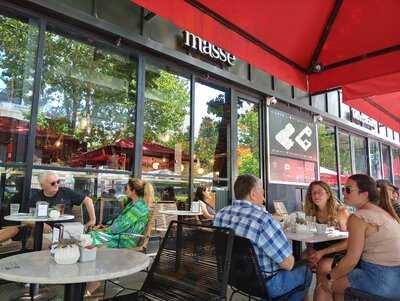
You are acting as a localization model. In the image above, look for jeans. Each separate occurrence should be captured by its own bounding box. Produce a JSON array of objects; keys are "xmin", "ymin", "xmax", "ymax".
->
[{"xmin": 267, "ymin": 265, "xmax": 312, "ymax": 301}]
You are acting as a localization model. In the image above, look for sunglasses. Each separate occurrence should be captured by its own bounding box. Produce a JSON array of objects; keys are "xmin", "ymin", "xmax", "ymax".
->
[
  {"xmin": 50, "ymin": 179, "xmax": 61, "ymax": 186},
  {"xmin": 342, "ymin": 187, "xmax": 358, "ymax": 194}
]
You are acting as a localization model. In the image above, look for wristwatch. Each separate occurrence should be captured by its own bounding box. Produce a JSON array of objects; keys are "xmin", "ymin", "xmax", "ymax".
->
[{"xmin": 326, "ymin": 273, "xmax": 332, "ymax": 281}]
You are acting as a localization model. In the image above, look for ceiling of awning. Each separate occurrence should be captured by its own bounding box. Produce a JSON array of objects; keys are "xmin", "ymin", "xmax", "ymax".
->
[{"xmin": 132, "ymin": 0, "xmax": 400, "ymax": 130}]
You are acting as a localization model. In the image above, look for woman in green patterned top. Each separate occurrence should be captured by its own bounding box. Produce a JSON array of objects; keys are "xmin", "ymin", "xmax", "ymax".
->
[{"xmin": 89, "ymin": 178, "xmax": 153, "ymax": 248}]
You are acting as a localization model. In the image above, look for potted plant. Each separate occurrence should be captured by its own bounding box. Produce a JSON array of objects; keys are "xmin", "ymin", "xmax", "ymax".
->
[{"xmin": 53, "ymin": 238, "xmax": 80, "ymax": 265}]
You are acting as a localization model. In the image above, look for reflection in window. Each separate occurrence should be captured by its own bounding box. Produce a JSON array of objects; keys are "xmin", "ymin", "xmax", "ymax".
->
[
  {"xmin": 339, "ymin": 132, "xmax": 352, "ymax": 183},
  {"xmin": 270, "ymin": 155, "xmax": 316, "ymax": 185},
  {"xmin": 143, "ymin": 65, "xmax": 190, "ymax": 202},
  {"xmin": 237, "ymin": 99, "xmax": 259, "ymax": 177},
  {"xmin": 38, "ymin": 32, "xmax": 136, "ymax": 170},
  {"xmin": 0, "ymin": 167, "xmax": 25, "ymax": 224},
  {"xmin": 393, "ymin": 149, "xmax": 400, "ymax": 188},
  {"xmin": 352, "ymin": 135, "xmax": 368, "ymax": 174},
  {"xmin": 0, "ymin": 16, "xmax": 39, "ymax": 162},
  {"xmin": 311, "ymin": 94, "xmax": 326, "ymax": 112},
  {"xmin": 327, "ymin": 91, "xmax": 339, "ymax": 117},
  {"xmin": 194, "ymin": 83, "xmax": 229, "ymax": 183},
  {"xmin": 382, "ymin": 145, "xmax": 391, "ymax": 180},
  {"xmin": 369, "ymin": 140, "xmax": 382, "ymax": 179},
  {"xmin": 318, "ymin": 124, "xmax": 338, "ymax": 189}
]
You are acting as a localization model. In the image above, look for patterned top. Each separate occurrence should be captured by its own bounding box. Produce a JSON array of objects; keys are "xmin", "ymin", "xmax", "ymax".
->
[
  {"xmin": 90, "ymin": 199, "xmax": 149, "ymax": 248},
  {"xmin": 213, "ymin": 200, "xmax": 291, "ymax": 277}
]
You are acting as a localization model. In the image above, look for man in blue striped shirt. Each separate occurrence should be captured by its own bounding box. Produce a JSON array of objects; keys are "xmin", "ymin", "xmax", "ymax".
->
[{"xmin": 214, "ymin": 174, "xmax": 312, "ymax": 301}]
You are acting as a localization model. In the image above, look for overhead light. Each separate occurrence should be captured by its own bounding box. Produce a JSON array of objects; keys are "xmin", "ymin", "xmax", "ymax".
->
[
  {"xmin": 197, "ymin": 167, "xmax": 204, "ymax": 175},
  {"xmin": 266, "ymin": 96, "xmax": 277, "ymax": 106},
  {"xmin": 152, "ymin": 162, "xmax": 160, "ymax": 170}
]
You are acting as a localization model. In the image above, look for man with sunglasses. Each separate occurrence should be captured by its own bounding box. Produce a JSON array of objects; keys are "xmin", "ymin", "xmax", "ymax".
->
[{"xmin": 29, "ymin": 171, "xmax": 96, "ymax": 230}]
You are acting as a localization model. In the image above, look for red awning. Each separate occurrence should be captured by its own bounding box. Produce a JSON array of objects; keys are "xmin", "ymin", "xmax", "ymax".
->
[{"xmin": 133, "ymin": 0, "xmax": 400, "ymax": 130}]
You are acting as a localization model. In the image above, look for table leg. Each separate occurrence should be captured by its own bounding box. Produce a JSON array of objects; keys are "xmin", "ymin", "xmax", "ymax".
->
[
  {"xmin": 292, "ymin": 241, "xmax": 302, "ymax": 261},
  {"xmin": 64, "ymin": 283, "xmax": 86, "ymax": 301}
]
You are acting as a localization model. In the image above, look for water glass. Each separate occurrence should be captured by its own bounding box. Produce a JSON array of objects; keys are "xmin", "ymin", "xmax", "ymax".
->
[
  {"xmin": 29, "ymin": 207, "xmax": 36, "ymax": 216},
  {"xmin": 10, "ymin": 203, "xmax": 20, "ymax": 215}
]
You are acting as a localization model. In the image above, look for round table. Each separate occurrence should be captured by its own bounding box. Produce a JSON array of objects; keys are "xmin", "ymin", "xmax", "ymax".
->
[
  {"xmin": 5, "ymin": 214, "xmax": 74, "ymax": 300},
  {"xmin": 0, "ymin": 248, "xmax": 150, "ymax": 301}
]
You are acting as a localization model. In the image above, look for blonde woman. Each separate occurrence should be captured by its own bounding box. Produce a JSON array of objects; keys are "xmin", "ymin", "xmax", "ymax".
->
[{"xmin": 303, "ymin": 181, "xmax": 349, "ymax": 300}]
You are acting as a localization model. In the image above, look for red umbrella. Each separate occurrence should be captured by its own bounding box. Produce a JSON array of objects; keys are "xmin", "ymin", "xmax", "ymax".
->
[{"xmin": 132, "ymin": 0, "xmax": 400, "ymax": 129}]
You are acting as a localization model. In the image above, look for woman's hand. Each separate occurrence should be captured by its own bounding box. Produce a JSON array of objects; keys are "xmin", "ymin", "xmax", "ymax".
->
[{"xmin": 308, "ymin": 250, "xmax": 324, "ymax": 265}]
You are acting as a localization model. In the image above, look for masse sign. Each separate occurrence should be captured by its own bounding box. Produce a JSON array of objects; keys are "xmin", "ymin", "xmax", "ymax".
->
[{"xmin": 183, "ymin": 31, "xmax": 236, "ymax": 66}]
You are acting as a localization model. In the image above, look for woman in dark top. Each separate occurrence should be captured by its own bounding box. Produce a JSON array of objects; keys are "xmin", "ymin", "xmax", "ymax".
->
[{"xmin": 193, "ymin": 186, "xmax": 216, "ymax": 221}]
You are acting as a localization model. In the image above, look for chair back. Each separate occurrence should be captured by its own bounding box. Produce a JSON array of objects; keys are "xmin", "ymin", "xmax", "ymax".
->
[
  {"xmin": 228, "ymin": 236, "xmax": 269, "ymax": 299},
  {"xmin": 72, "ymin": 205, "xmax": 84, "ymax": 224},
  {"xmin": 141, "ymin": 221, "xmax": 234, "ymax": 301}
]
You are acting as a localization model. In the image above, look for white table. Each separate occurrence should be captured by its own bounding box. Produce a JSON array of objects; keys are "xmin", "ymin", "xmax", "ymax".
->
[
  {"xmin": 0, "ymin": 248, "xmax": 150, "ymax": 301},
  {"xmin": 5, "ymin": 214, "xmax": 75, "ymax": 300},
  {"xmin": 285, "ymin": 229, "xmax": 348, "ymax": 259},
  {"xmin": 159, "ymin": 210, "xmax": 202, "ymax": 222}
]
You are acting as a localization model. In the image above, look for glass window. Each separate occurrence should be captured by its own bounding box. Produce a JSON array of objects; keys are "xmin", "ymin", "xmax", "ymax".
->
[
  {"xmin": 393, "ymin": 148, "xmax": 400, "ymax": 188},
  {"xmin": 237, "ymin": 99, "xmax": 260, "ymax": 177},
  {"xmin": 311, "ymin": 94, "xmax": 326, "ymax": 112},
  {"xmin": 0, "ymin": 16, "xmax": 39, "ymax": 162},
  {"xmin": 318, "ymin": 124, "xmax": 338, "ymax": 190},
  {"xmin": 387, "ymin": 128, "xmax": 394, "ymax": 140},
  {"xmin": 143, "ymin": 65, "xmax": 190, "ymax": 203},
  {"xmin": 382, "ymin": 144, "xmax": 391, "ymax": 180},
  {"xmin": 327, "ymin": 91, "xmax": 339, "ymax": 117},
  {"xmin": 339, "ymin": 132, "xmax": 352, "ymax": 183},
  {"xmin": 351, "ymin": 135, "xmax": 368, "ymax": 174},
  {"xmin": 0, "ymin": 166, "xmax": 25, "ymax": 225},
  {"xmin": 37, "ymin": 31, "xmax": 136, "ymax": 170},
  {"xmin": 395, "ymin": 132, "xmax": 399, "ymax": 143},
  {"xmin": 270, "ymin": 155, "xmax": 316, "ymax": 185},
  {"xmin": 194, "ymin": 82, "xmax": 229, "ymax": 202},
  {"xmin": 369, "ymin": 140, "xmax": 382, "ymax": 179}
]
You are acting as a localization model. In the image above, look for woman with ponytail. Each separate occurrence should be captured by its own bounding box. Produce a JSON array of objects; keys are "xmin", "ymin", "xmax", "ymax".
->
[
  {"xmin": 89, "ymin": 178, "xmax": 153, "ymax": 248},
  {"xmin": 317, "ymin": 174, "xmax": 400, "ymax": 300}
]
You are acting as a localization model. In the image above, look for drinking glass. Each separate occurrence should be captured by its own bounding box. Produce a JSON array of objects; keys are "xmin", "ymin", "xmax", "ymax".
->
[
  {"xmin": 29, "ymin": 207, "xmax": 36, "ymax": 216},
  {"xmin": 10, "ymin": 203, "xmax": 20, "ymax": 215}
]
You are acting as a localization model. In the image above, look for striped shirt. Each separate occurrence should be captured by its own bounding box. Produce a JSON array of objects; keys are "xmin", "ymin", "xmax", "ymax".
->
[{"xmin": 214, "ymin": 200, "xmax": 291, "ymax": 276}]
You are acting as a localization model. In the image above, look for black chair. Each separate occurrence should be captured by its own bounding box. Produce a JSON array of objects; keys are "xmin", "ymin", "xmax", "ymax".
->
[
  {"xmin": 344, "ymin": 288, "xmax": 400, "ymax": 301},
  {"xmin": 104, "ymin": 221, "xmax": 234, "ymax": 301},
  {"xmin": 228, "ymin": 236, "xmax": 306, "ymax": 301}
]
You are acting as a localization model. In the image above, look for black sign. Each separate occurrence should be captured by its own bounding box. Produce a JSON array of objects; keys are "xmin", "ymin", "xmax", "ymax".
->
[{"xmin": 269, "ymin": 108, "xmax": 317, "ymax": 161}]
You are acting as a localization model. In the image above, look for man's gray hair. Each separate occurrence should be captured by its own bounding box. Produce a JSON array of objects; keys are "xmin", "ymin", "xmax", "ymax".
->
[{"xmin": 38, "ymin": 171, "xmax": 57, "ymax": 185}]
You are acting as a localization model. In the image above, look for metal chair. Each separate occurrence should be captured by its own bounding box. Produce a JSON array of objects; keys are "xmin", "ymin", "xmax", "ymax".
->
[
  {"xmin": 104, "ymin": 221, "xmax": 235, "ymax": 301},
  {"xmin": 228, "ymin": 236, "xmax": 306, "ymax": 301},
  {"xmin": 344, "ymin": 287, "xmax": 400, "ymax": 301}
]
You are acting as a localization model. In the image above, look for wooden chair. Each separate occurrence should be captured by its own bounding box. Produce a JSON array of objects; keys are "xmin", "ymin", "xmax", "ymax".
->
[{"xmin": 273, "ymin": 201, "xmax": 288, "ymax": 216}]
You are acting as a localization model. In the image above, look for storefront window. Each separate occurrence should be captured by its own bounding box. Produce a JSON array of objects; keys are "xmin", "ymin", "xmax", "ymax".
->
[
  {"xmin": 237, "ymin": 99, "xmax": 260, "ymax": 177},
  {"xmin": 143, "ymin": 65, "xmax": 190, "ymax": 202},
  {"xmin": 382, "ymin": 144, "xmax": 391, "ymax": 180},
  {"xmin": 369, "ymin": 140, "xmax": 382, "ymax": 179},
  {"xmin": 38, "ymin": 31, "xmax": 136, "ymax": 170},
  {"xmin": 270, "ymin": 155, "xmax": 316, "ymax": 185},
  {"xmin": 318, "ymin": 124, "xmax": 338, "ymax": 189},
  {"xmin": 351, "ymin": 135, "xmax": 368, "ymax": 174},
  {"xmin": 0, "ymin": 167, "xmax": 25, "ymax": 225},
  {"xmin": 311, "ymin": 94, "xmax": 326, "ymax": 112},
  {"xmin": 393, "ymin": 148, "xmax": 400, "ymax": 188},
  {"xmin": 194, "ymin": 82, "xmax": 229, "ymax": 204},
  {"xmin": 0, "ymin": 15, "xmax": 39, "ymax": 162},
  {"xmin": 339, "ymin": 132, "xmax": 352, "ymax": 183}
]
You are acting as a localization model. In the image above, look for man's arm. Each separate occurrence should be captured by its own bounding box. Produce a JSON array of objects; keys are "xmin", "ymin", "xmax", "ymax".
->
[
  {"xmin": 82, "ymin": 196, "xmax": 96, "ymax": 229},
  {"xmin": 279, "ymin": 255, "xmax": 294, "ymax": 271}
]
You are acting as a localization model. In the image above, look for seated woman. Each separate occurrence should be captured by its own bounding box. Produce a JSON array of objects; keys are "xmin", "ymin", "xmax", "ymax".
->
[
  {"xmin": 193, "ymin": 186, "xmax": 216, "ymax": 223},
  {"xmin": 318, "ymin": 174, "xmax": 400, "ymax": 301},
  {"xmin": 303, "ymin": 181, "xmax": 349, "ymax": 292},
  {"xmin": 89, "ymin": 178, "xmax": 154, "ymax": 248},
  {"xmin": 377, "ymin": 179, "xmax": 400, "ymax": 218}
]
